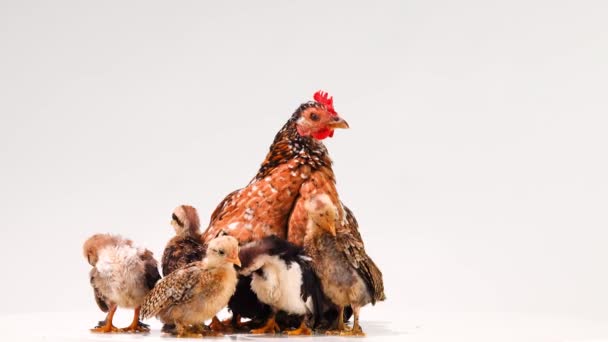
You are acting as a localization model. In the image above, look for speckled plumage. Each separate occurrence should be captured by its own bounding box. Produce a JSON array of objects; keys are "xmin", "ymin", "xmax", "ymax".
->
[
  {"xmin": 140, "ymin": 236, "xmax": 241, "ymax": 337},
  {"xmin": 201, "ymin": 97, "xmax": 346, "ymax": 246}
]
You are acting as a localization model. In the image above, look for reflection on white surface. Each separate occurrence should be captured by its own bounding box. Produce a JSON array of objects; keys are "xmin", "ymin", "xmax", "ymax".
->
[{"xmin": 1, "ymin": 311, "xmax": 607, "ymax": 342}]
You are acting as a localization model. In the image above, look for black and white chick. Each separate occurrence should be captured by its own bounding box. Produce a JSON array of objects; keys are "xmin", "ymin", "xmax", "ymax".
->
[
  {"xmin": 237, "ymin": 235, "xmax": 323, "ymax": 335},
  {"xmin": 225, "ymin": 275, "xmax": 272, "ymax": 331}
]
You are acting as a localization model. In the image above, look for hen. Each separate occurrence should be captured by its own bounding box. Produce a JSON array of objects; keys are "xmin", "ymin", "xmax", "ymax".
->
[
  {"xmin": 201, "ymin": 90, "xmax": 349, "ymax": 247},
  {"xmin": 201, "ymin": 91, "xmax": 383, "ymax": 329}
]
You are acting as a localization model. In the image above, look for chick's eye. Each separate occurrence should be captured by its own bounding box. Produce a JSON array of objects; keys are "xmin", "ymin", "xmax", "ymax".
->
[
  {"xmin": 218, "ymin": 249, "xmax": 225, "ymax": 256},
  {"xmin": 310, "ymin": 113, "xmax": 319, "ymax": 121}
]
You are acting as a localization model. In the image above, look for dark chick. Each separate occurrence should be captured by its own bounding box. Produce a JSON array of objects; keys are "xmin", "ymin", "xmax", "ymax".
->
[
  {"xmin": 226, "ymin": 275, "xmax": 272, "ymax": 331},
  {"xmin": 162, "ymin": 205, "xmax": 205, "ymax": 277},
  {"xmin": 237, "ymin": 235, "xmax": 324, "ymax": 335}
]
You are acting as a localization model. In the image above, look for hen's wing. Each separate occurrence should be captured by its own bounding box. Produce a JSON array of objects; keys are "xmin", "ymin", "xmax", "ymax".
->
[
  {"xmin": 201, "ymin": 189, "xmax": 241, "ymax": 243},
  {"xmin": 209, "ymin": 189, "xmax": 241, "ymax": 224},
  {"xmin": 89, "ymin": 268, "xmax": 109, "ymax": 312},
  {"xmin": 140, "ymin": 263, "xmax": 204, "ymax": 319},
  {"xmin": 288, "ymin": 168, "xmax": 385, "ymax": 303}
]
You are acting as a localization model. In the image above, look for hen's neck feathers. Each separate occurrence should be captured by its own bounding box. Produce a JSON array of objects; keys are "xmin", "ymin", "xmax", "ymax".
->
[{"xmin": 255, "ymin": 112, "xmax": 332, "ymax": 180}]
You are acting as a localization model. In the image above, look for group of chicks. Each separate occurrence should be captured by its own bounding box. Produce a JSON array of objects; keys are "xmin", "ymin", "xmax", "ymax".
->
[
  {"xmin": 83, "ymin": 199, "xmax": 378, "ymax": 338},
  {"xmin": 83, "ymin": 90, "xmax": 385, "ymax": 338}
]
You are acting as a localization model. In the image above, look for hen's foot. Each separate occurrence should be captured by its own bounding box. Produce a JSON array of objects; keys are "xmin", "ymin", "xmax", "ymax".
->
[{"xmin": 250, "ymin": 317, "xmax": 280, "ymax": 335}]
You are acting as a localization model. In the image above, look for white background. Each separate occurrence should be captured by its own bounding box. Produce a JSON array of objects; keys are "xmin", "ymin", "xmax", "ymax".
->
[{"xmin": 1, "ymin": 0, "xmax": 607, "ymax": 340}]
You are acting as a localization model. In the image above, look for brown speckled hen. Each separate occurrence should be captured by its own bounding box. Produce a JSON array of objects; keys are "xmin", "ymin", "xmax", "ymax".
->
[
  {"xmin": 140, "ymin": 236, "xmax": 241, "ymax": 338},
  {"xmin": 83, "ymin": 234, "xmax": 161, "ymax": 333},
  {"xmin": 303, "ymin": 194, "xmax": 385, "ymax": 336},
  {"xmin": 201, "ymin": 91, "xmax": 349, "ymax": 247}
]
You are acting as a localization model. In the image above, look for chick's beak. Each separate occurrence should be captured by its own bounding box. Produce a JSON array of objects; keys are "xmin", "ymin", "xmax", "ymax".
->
[
  {"xmin": 327, "ymin": 116, "xmax": 349, "ymax": 129},
  {"xmin": 227, "ymin": 253, "xmax": 241, "ymax": 267}
]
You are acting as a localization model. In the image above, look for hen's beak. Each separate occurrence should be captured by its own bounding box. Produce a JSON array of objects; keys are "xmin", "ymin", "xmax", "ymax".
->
[
  {"xmin": 227, "ymin": 253, "xmax": 241, "ymax": 267},
  {"xmin": 328, "ymin": 116, "xmax": 349, "ymax": 129}
]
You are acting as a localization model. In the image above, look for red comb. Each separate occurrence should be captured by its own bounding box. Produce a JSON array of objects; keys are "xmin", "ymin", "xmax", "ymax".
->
[{"xmin": 313, "ymin": 90, "xmax": 337, "ymax": 115}]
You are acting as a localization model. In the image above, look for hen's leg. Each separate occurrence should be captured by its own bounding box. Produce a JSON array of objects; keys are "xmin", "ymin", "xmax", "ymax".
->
[
  {"xmin": 119, "ymin": 307, "xmax": 150, "ymax": 333},
  {"xmin": 340, "ymin": 305, "xmax": 364, "ymax": 336},
  {"xmin": 90, "ymin": 304, "xmax": 119, "ymax": 333},
  {"xmin": 250, "ymin": 312, "xmax": 280, "ymax": 334}
]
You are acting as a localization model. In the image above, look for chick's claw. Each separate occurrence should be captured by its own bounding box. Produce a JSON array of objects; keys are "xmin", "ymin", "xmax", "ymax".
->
[{"xmin": 250, "ymin": 317, "xmax": 280, "ymax": 334}]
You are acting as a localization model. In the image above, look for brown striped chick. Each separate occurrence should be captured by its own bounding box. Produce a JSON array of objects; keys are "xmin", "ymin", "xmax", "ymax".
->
[
  {"xmin": 303, "ymin": 194, "xmax": 385, "ymax": 336},
  {"xmin": 162, "ymin": 205, "xmax": 205, "ymax": 277},
  {"xmin": 140, "ymin": 236, "xmax": 241, "ymax": 338},
  {"xmin": 83, "ymin": 234, "xmax": 161, "ymax": 333},
  {"xmin": 160, "ymin": 205, "xmax": 207, "ymax": 333}
]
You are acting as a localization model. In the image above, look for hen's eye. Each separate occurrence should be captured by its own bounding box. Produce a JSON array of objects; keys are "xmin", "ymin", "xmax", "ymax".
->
[
  {"xmin": 218, "ymin": 249, "xmax": 225, "ymax": 256},
  {"xmin": 310, "ymin": 113, "xmax": 319, "ymax": 121}
]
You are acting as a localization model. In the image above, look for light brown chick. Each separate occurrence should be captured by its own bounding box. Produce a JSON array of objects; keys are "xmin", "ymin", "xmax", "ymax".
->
[
  {"xmin": 83, "ymin": 234, "xmax": 161, "ymax": 333},
  {"xmin": 140, "ymin": 236, "xmax": 241, "ymax": 338},
  {"xmin": 303, "ymin": 194, "xmax": 385, "ymax": 336}
]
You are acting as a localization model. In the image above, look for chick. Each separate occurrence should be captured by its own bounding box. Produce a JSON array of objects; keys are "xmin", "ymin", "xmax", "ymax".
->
[
  {"xmin": 162, "ymin": 205, "xmax": 205, "ymax": 276},
  {"xmin": 225, "ymin": 275, "xmax": 272, "ymax": 331},
  {"xmin": 83, "ymin": 234, "xmax": 161, "ymax": 333},
  {"xmin": 160, "ymin": 205, "xmax": 206, "ymax": 333},
  {"xmin": 236, "ymin": 235, "xmax": 323, "ymax": 335},
  {"xmin": 303, "ymin": 195, "xmax": 385, "ymax": 336},
  {"xmin": 140, "ymin": 235, "xmax": 241, "ymax": 338}
]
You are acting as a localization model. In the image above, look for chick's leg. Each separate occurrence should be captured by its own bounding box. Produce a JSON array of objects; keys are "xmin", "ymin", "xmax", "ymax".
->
[
  {"xmin": 175, "ymin": 323, "xmax": 202, "ymax": 338},
  {"xmin": 340, "ymin": 305, "xmax": 364, "ymax": 336},
  {"xmin": 90, "ymin": 304, "xmax": 119, "ymax": 333},
  {"xmin": 325, "ymin": 306, "xmax": 350, "ymax": 335},
  {"xmin": 286, "ymin": 318, "xmax": 313, "ymax": 336},
  {"xmin": 250, "ymin": 312, "xmax": 280, "ymax": 334},
  {"xmin": 119, "ymin": 307, "xmax": 150, "ymax": 333},
  {"xmin": 208, "ymin": 315, "xmax": 229, "ymax": 334}
]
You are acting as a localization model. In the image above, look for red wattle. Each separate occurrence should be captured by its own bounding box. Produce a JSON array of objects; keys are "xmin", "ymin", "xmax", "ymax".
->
[{"xmin": 312, "ymin": 128, "xmax": 334, "ymax": 140}]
